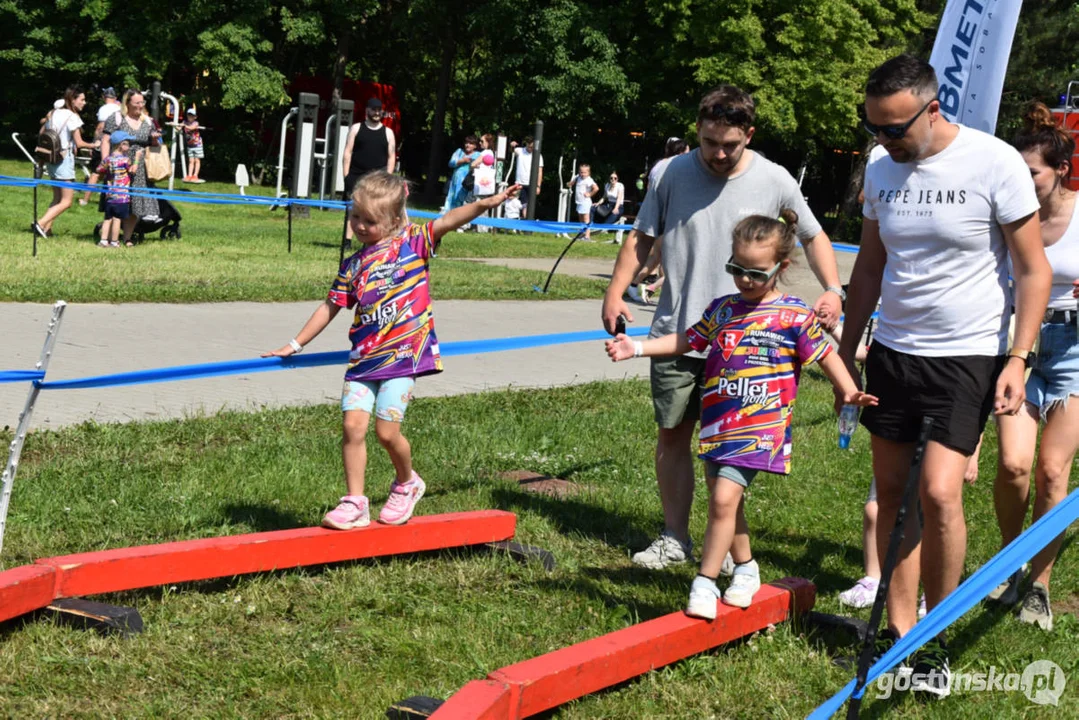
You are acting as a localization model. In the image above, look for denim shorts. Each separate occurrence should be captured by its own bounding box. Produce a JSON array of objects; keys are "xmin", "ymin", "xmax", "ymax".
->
[
  {"xmin": 704, "ymin": 461, "xmax": 759, "ymax": 488},
  {"xmin": 47, "ymin": 152, "xmax": 76, "ymax": 181},
  {"xmin": 341, "ymin": 377, "xmax": 415, "ymax": 422},
  {"xmin": 1027, "ymin": 321, "xmax": 1079, "ymax": 415}
]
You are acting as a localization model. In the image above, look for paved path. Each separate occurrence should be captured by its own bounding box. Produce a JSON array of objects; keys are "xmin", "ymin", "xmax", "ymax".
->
[{"xmin": 1, "ymin": 252, "xmax": 855, "ymax": 431}]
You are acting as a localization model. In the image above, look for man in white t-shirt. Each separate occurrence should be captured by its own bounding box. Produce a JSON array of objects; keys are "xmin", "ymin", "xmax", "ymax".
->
[
  {"xmin": 512, "ymin": 136, "xmax": 544, "ymax": 218},
  {"xmin": 568, "ymin": 163, "xmax": 599, "ymax": 239},
  {"xmin": 838, "ymin": 54, "xmax": 1051, "ymax": 695},
  {"xmin": 82, "ymin": 87, "xmax": 122, "ymax": 206}
]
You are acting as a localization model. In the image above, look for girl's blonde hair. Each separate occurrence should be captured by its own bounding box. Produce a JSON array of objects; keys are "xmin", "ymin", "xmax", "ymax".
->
[
  {"xmin": 351, "ymin": 170, "xmax": 409, "ymax": 228},
  {"xmin": 731, "ymin": 208, "xmax": 799, "ymax": 276}
]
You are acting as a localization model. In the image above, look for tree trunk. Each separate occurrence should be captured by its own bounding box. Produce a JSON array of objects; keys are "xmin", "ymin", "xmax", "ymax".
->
[
  {"xmin": 332, "ymin": 27, "xmax": 350, "ymax": 105},
  {"xmin": 424, "ymin": 32, "xmax": 456, "ymax": 203}
]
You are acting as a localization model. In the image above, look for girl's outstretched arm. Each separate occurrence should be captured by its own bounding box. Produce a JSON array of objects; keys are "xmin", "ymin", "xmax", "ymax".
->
[
  {"xmin": 433, "ymin": 184, "xmax": 522, "ymax": 239},
  {"xmin": 262, "ymin": 300, "xmax": 342, "ymax": 357},
  {"xmin": 818, "ymin": 352, "xmax": 878, "ymax": 408},
  {"xmin": 605, "ymin": 332, "xmax": 689, "ymax": 362}
]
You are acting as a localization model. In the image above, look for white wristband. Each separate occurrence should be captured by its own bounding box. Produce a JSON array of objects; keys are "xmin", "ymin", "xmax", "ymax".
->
[
  {"xmin": 633, "ymin": 341, "xmax": 644, "ymax": 358},
  {"xmin": 289, "ymin": 338, "xmax": 303, "ymax": 354}
]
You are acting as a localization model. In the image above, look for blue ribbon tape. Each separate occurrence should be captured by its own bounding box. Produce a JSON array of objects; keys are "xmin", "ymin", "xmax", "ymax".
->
[
  {"xmin": 0, "ymin": 174, "xmax": 860, "ymax": 249},
  {"xmin": 0, "ymin": 370, "xmax": 46, "ymax": 384},
  {"xmin": 807, "ymin": 487, "xmax": 1079, "ymax": 718},
  {"xmin": 35, "ymin": 326, "xmax": 649, "ymax": 391}
]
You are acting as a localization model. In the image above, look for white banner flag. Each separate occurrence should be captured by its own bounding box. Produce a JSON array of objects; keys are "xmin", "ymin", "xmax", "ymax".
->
[{"xmin": 929, "ymin": 0, "xmax": 1023, "ymax": 134}]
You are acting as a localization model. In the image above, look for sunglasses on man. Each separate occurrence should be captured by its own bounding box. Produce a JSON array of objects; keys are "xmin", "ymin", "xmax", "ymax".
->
[
  {"xmin": 862, "ymin": 99, "xmax": 934, "ymax": 140},
  {"xmin": 724, "ymin": 258, "xmax": 781, "ymax": 284}
]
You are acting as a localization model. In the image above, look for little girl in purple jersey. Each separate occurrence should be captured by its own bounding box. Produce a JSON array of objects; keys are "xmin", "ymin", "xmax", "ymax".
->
[
  {"xmin": 265, "ymin": 171, "xmax": 520, "ymax": 529},
  {"xmin": 606, "ymin": 209, "xmax": 877, "ymax": 618}
]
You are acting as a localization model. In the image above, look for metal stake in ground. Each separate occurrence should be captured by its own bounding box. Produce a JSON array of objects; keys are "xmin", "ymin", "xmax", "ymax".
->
[
  {"xmin": 527, "ymin": 120, "xmax": 543, "ymax": 221},
  {"xmin": 32, "ymin": 164, "xmax": 39, "ymax": 258},
  {"xmin": 537, "ymin": 225, "xmax": 590, "ymax": 293},
  {"xmin": 0, "ymin": 301, "xmax": 67, "ymax": 558},
  {"xmin": 339, "ymin": 200, "xmax": 351, "ymax": 265},
  {"xmin": 846, "ymin": 415, "xmax": 933, "ymax": 719}
]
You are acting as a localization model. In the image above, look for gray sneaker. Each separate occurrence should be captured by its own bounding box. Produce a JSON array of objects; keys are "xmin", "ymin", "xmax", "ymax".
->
[
  {"xmin": 1018, "ymin": 582, "xmax": 1053, "ymax": 631},
  {"xmin": 631, "ymin": 532, "xmax": 692, "ymax": 569},
  {"xmin": 987, "ymin": 566, "xmax": 1025, "ymax": 606}
]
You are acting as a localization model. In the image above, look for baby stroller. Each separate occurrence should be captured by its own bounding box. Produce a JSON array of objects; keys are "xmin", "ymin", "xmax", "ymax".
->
[
  {"xmin": 94, "ymin": 198, "xmax": 183, "ymax": 244},
  {"xmin": 131, "ymin": 199, "xmax": 183, "ymax": 242}
]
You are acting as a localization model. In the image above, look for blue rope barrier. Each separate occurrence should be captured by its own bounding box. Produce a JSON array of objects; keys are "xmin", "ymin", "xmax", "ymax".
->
[
  {"xmin": 0, "ymin": 370, "xmax": 45, "ymax": 384},
  {"xmin": 807, "ymin": 487, "xmax": 1079, "ymax": 717},
  {"xmin": 33, "ymin": 326, "xmax": 649, "ymax": 391},
  {"xmin": 0, "ymin": 174, "xmax": 860, "ymax": 250}
]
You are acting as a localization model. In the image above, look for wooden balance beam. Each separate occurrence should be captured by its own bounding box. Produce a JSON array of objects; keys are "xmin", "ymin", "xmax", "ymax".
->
[
  {"xmin": 0, "ymin": 510, "xmax": 516, "ymax": 624},
  {"xmin": 428, "ymin": 578, "xmax": 816, "ymax": 719}
]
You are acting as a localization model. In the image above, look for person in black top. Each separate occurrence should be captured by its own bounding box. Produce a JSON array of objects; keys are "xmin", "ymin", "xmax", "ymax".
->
[{"xmin": 342, "ymin": 98, "xmax": 397, "ymax": 242}]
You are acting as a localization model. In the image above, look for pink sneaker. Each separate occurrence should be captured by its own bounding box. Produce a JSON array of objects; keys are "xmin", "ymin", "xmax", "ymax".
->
[
  {"xmin": 321, "ymin": 495, "xmax": 370, "ymax": 530},
  {"xmin": 378, "ymin": 472, "xmax": 426, "ymax": 525},
  {"xmin": 838, "ymin": 576, "xmax": 880, "ymax": 609}
]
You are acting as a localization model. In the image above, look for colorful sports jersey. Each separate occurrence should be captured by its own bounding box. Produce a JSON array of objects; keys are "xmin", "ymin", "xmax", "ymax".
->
[
  {"xmin": 686, "ymin": 294, "xmax": 831, "ymax": 475},
  {"xmin": 329, "ymin": 222, "xmax": 443, "ymax": 382},
  {"xmin": 184, "ymin": 122, "xmax": 202, "ymax": 148},
  {"xmin": 95, "ymin": 152, "xmax": 137, "ymax": 204}
]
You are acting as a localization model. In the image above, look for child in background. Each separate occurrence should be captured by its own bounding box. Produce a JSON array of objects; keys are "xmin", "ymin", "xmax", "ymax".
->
[
  {"xmin": 264, "ymin": 172, "xmax": 521, "ymax": 529},
  {"xmin": 183, "ymin": 108, "xmax": 205, "ymax": 183},
  {"xmin": 567, "ymin": 163, "xmax": 599, "ymax": 240},
  {"xmin": 95, "ymin": 130, "xmax": 143, "ymax": 248},
  {"xmin": 606, "ymin": 210, "xmax": 877, "ymax": 618}
]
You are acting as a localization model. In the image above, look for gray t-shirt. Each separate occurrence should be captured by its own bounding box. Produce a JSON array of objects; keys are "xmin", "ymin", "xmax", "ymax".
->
[{"xmin": 634, "ymin": 150, "xmax": 822, "ymax": 353}]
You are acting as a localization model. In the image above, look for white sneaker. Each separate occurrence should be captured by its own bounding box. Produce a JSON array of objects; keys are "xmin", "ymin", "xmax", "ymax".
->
[
  {"xmin": 918, "ymin": 593, "xmax": 928, "ymax": 619},
  {"xmin": 723, "ymin": 560, "xmax": 761, "ymax": 608},
  {"xmin": 686, "ymin": 575, "xmax": 722, "ymax": 620},
  {"xmin": 631, "ymin": 532, "xmax": 692, "ymax": 569},
  {"xmin": 839, "ymin": 576, "xmax": 880, "ymax": 609},
  {"xmin": 720, "ymin": 552, "xmax": 735, "ymax": 578}
]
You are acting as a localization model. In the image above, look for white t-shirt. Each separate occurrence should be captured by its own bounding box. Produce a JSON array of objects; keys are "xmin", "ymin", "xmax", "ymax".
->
[
  {"xmin": 863, "ymin": 125, "xmax": 1040, "ymax": 356},
  {"xmin": 605, "ymin": 181, "xmax": 624, "ymax": 206},
  {"xmin": 49, "ymin": 108, "xmax": 83, "ymax": 151},
  {"xmin": 573, "ymin": 175, "xmax": 597, "ymax": 206},
  {"xmin": 97, "ymin": 103, "xmax": 121, "ymax": 124},
  {"xmin": 1044, "ymin": 201, "xmax": 1079, "ymax": 311},
  {"xmin": 514, "ymin": 147, "xmax": 544, "ymax": 185}
]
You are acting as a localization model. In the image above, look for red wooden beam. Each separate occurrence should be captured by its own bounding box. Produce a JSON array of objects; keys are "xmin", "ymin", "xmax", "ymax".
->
[
  {"xmin": 36, "ymin": 510, "xmax": 516, "ymax": 599},
  {"xmin": 431, "ymin": 578, "xmax": 815, "ymax": 719},
  {"xmin": 428, "ymin": 681, "xmax": 513, "ymax": 720},
  {"xmin": 0, "ymin": 565, "xmax": 59, "ymax": 623}
]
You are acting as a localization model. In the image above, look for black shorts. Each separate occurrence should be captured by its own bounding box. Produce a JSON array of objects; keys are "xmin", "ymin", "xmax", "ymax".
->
[
  {"xmin": 104, "ymin": 202, "xmax": 131, "ymax": 220},
  {"xmin": 860, "ymin": 342, "xmax": 1005, "ymax": 455}
]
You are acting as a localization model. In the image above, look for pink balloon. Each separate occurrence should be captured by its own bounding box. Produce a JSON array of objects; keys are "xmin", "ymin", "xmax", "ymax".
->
[{"xmin": 482, "ymin": 154, "xmax": 494, "ymax": 166}]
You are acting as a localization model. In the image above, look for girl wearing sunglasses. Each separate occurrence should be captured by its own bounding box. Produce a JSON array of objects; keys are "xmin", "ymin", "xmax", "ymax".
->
[{"xmin": 606, "ymin": 209, "xmax": 876, "ymax": 617}]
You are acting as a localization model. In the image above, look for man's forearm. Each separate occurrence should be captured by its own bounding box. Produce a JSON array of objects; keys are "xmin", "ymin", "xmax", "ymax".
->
[
  {"xmin": 803, "ymin": 232, "xmax": 842, "ymax": 290},
  {"xmin": 837, "ymin": 267, "xmax": 881, "ymax": 361},
  {"xmin": 1011, "ymin": 270, "xmax": 1051, "ymax": 353},
  {"xmin": 608, "ymin": 230, "xmax": 653, "ymax": 295}
]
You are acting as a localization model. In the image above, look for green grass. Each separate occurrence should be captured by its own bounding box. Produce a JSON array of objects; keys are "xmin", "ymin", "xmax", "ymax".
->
[
  {"xmin": 2, "ymin": 374, "xmax": 1076, "ymax": 718},
  {"xmin": 0, "ymin": 159, "xmax": 616, "ymax": 302}
]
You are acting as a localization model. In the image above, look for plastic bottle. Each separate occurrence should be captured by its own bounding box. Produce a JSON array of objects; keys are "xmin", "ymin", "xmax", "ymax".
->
[{"xmin": 838, "ymin": 404, "xmax": 859, "ymax": 449}]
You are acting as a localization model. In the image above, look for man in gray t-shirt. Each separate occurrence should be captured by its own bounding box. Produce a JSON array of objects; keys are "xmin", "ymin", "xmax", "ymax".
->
[{"xmin": 601, "ymin": 84, "xmax": 846, "ymax": 571}]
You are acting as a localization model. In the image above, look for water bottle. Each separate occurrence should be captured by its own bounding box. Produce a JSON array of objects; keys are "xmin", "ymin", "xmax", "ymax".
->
[{"xmin": 838, "ymin": 404, "xmax": 859, "ymax": 449}]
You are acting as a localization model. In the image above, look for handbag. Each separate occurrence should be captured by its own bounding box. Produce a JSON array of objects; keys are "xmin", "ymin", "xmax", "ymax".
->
[
  {"xmin": 144, "ymin": 144, "xmax": 172, "ymax": 182},
  {"xmin": 593, "ymin": 202, "xmax": 613, "ymax": 219}
]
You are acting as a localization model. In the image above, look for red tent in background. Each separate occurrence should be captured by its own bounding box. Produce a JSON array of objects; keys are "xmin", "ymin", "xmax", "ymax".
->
[
  {"xmin": 1051, "ymin": 81, "xmax": 1079, "ymax": 191},
  {"xmin": 288, "ymin": 75, "xmax": 401, "ymax": 135}
]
